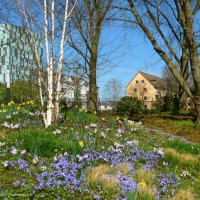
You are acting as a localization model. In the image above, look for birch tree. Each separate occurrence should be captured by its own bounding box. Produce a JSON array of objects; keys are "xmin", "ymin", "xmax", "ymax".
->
[
  {"xmin": 14, "ymin": 0, "xmax": 77, "ymax": 126},
  {"xmin": 126, "ymin": 0, "xmax": 200, "ymax": 122}
]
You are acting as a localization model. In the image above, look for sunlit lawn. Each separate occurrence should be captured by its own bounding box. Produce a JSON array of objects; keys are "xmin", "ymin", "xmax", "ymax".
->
[{"xmin": 0, "ymin": 105, "xmax": 199, "ymax": 199}]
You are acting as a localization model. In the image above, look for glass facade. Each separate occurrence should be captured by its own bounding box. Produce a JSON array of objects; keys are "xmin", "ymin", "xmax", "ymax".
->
[{"xmin": 0, "ymin": 23, "xmax": 43, "ymax": 83}]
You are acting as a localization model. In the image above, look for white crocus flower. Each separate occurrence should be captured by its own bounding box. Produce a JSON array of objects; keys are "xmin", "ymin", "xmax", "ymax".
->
[
  {"xmin": 32, "ymin": 156, "xmax": 39, "ymax": 164},
  {"xmin": 3, "ymin": 161, "xmax": 9, "ymax": 167}
]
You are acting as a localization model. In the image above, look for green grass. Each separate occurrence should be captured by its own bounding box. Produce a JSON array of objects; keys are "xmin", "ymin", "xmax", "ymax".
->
[
  {"xmin": 0, "ymin": 112, "xmax": 200, "ymax": 200},
  {"xmin": 65, "ymin": 111, "xmax": 98, "ymax": 124},
  {"xmin": 172, "ymin": 120, "xmax": 195, "ymax": 128},
  {"xmin": 7, "ymin": 128, "xmax": 83, "ymax": 157},
  {"xmin": 165, "ymin": 139, "xmax": 200, "ymax": 155}
]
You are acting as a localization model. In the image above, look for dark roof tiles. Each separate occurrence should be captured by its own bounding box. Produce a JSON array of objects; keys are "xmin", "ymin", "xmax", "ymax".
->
[{"xmin": 139, "ymin": 71, "xmax": 167, "ymax": 90}]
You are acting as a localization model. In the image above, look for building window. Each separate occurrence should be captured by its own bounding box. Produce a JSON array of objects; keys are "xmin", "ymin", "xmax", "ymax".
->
[
  {"xmin": 136, "ymin": 80, "xmax": 138, "ymax": 84},
  {"xmin": 155, "ymin": 95, "xmax": 159, "ymax": 100},
  {"xmin": 142, "ymin": 80, "xmax": 144, "ymax": 83},
  {"xmin": 144, "ymin": 96, "xmax": 147, "ymax": 100},
  {"xmin": 144, "ymin": 88, "xmax": 147, "ymax": 92},
  {"xmin": 134, "ymin": 88, "xmax": 137, "ymax": 92}
]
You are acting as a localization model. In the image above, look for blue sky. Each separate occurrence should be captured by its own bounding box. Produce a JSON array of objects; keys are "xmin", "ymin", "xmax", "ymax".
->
[
  {"xmin": 2, "ymin": 2, "xmax": 166, "ymax": 100},
  {"xmin": 97, "ymin": 27, "xmax": 166, "ymax": 100}
]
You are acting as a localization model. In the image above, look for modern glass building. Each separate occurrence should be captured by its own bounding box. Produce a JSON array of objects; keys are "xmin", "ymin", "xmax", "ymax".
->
[{"xmin": 0, "ymin": 23, "xmax": 43, "ymax": 83}]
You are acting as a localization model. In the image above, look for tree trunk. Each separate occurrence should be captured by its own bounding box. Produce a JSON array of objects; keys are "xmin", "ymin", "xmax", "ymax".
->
[
  {"xmin": 88, "ymin": 56, "xmax": 97, "ymax": 113},
  {"xmin": 194, "ymin": 95, "xmax": 200, "ymax": 123}
]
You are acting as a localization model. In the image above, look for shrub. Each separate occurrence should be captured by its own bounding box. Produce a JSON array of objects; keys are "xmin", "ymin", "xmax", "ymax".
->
[
  {"xmin": 115, "ymin": 96, "xmax": 143, "ymax": 117},
  {"xmin": 162, "ymin": 93, "xmax": 174, "ymax": 112},
  {"xmin": 0, "ymin": 80, "xmax": 40, "ymax": 104}
]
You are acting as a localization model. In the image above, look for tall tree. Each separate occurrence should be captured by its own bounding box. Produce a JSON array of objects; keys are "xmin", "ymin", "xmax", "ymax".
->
[
  {"xmin": 68, "ymin": 0, "xmax": 114, "ymax": 113},
  {"xmin": 126, "ymin": 0, "xmax": 200, "ymax": 122}
]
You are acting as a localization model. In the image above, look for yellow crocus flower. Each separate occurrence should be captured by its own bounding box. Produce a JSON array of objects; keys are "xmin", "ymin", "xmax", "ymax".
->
[
  {"xmin": 79, "ymin": 140, "xmax": 84, "ymax": 147},
  {"xmin": 140, "ymin": 180, "xmax": 146, "ymax": 187}
]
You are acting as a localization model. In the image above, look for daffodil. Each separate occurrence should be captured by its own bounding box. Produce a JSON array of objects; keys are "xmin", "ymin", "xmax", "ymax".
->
[
  {"xmin": 1, "ymin": 103, "xmax": 5, "ymax": 107},
  {"xmin": 116, "ymin": 116, "xmax": 120, "ymax": 121},
  {"xmin": 94, "ymin": 111, "xmax": 97, "ymax": 115},
  {"xmin": 9, "ymin": 101, "xmax": 15, "ymax": 105},
  {"xmin": 79, "ymin": 108, "xmax": 83, "ymax": 112},
  {"xmin": 2, "ymin": 109, "xmax": 7, "ymax": 113},
  {"xmin": 8, "ymin": 101, "xmax": 14, "ymax": 106},
  {"xmin": 140, "ymin": 180, "xmax": 146, "ymax": 187},
  {"xmin": 17, "ymin": 106, "xmax": 21, "ymax": 110},
  {"xmin": 79, "ymin": 140, "xmax": 84, "ymax": 147},
  {"xmin": 22, "ymin": 102, "xmax": 26, "ymax": 106}
]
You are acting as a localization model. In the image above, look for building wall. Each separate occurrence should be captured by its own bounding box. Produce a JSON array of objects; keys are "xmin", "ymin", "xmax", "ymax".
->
[
  {"xmin": 0, "ymin": 23, "xmax": 43, "ymax": 83},
  {"xmin": 62, "ymin": 77, "xmax": 89, "ymax": 110},
  {"xmin": 126, "ymin": 72, "xmax": 157, "ymax": 109}
]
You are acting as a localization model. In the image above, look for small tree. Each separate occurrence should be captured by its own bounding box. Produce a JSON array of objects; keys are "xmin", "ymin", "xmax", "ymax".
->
[
  {"xmin": 103, "ymin": 79, "xmax": 122, "ymax": 101},
  {"xmin": 162, "ymin": 93, "xmax": 174, "ymax": 112}
]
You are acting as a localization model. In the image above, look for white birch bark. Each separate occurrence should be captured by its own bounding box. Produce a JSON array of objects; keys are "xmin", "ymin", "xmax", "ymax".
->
[
  {"xmin": 44, "ymin": 0, "xmax": 54, "ymax": 127},
  {"xmin": 14, "ymin": 0, "xmax": 76, "ymax": 126},
  {"xmin": 54, "ymin": 0, "xmax": 69, "ymax": 122}
]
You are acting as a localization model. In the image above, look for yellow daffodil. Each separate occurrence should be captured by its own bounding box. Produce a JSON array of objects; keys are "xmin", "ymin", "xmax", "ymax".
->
[
  {"xmin": 94, "ymin": 111, "xmax": 97, "ymax": 115},
  {"xmin": 79, "ymin": 140, "xmax": 84, "ymax": 147},
  {"xmin": 8, "ymin": 101, "xmax": 14, "ymax": 106},
  {"xmin": 79, "ymin": 108, "xmax": 83, "ymax": 112},
  {"xmin": 2, "ymin": 109, "xmax": 7, "ymax": 113},
  {"xmin": 116, "ymin": 116, "xmax": 120, "ymax": 121},
  {"xmin": 22, "ymin": 102, "xmax": 26, "ymax": 106},
  {"xmin": 17, "ymin": 106, "xmax": 21, "ymax": 110},
  {"xmin": 1, "ymin": 103, "xmax": 5, "ymax": 107},
  {"xmin": 140, "ymin": 180, "xmax": 146, "ymax": 187}
]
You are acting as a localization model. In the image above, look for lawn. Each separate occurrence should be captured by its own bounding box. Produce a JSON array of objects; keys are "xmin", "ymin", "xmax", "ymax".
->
[
  {"xmin": 142, "ymin": 114, "xmax": 200, "ymax": 143},
  {"xmin": 0, "ymin": 104, "xmax": 199, "ymax": 200}
]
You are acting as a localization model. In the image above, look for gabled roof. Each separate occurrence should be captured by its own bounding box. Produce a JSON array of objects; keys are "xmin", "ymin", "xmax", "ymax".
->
[{"xmin": 126, "ymin": 71, "xmax": 167, "ymax": 90}]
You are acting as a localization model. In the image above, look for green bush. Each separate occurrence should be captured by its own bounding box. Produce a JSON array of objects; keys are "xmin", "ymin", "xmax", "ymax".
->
[
  {"xmin": 162, "ymin": 93, "xmax": 174, "ymax": 112},
  {"xmin": 0, "ymin": 80, "xmax": 40, "ymax": 104},
  {"xmin": 115, "ymin": 96, "xmax": 143, "ymax": 117}
]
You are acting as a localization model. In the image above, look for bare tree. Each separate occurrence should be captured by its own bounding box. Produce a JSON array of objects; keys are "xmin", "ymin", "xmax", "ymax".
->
[
  {"xmin": 126, "ymin": 0, "xmax": 200, "ymax": 122},
  {"xmin": 13, "ymin": 0, "xmax": 77, "ymax": 127},
  {"xmin": 67, "ymin": 0, "xmax": 115, "ymax": 113},
  {"xmin": 162, "ymin": 66, "xmax": 179, "ymax": 94},
  {"xmin": 103, "ymin": 79, "xmax": 122, "ymax": 101}
]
